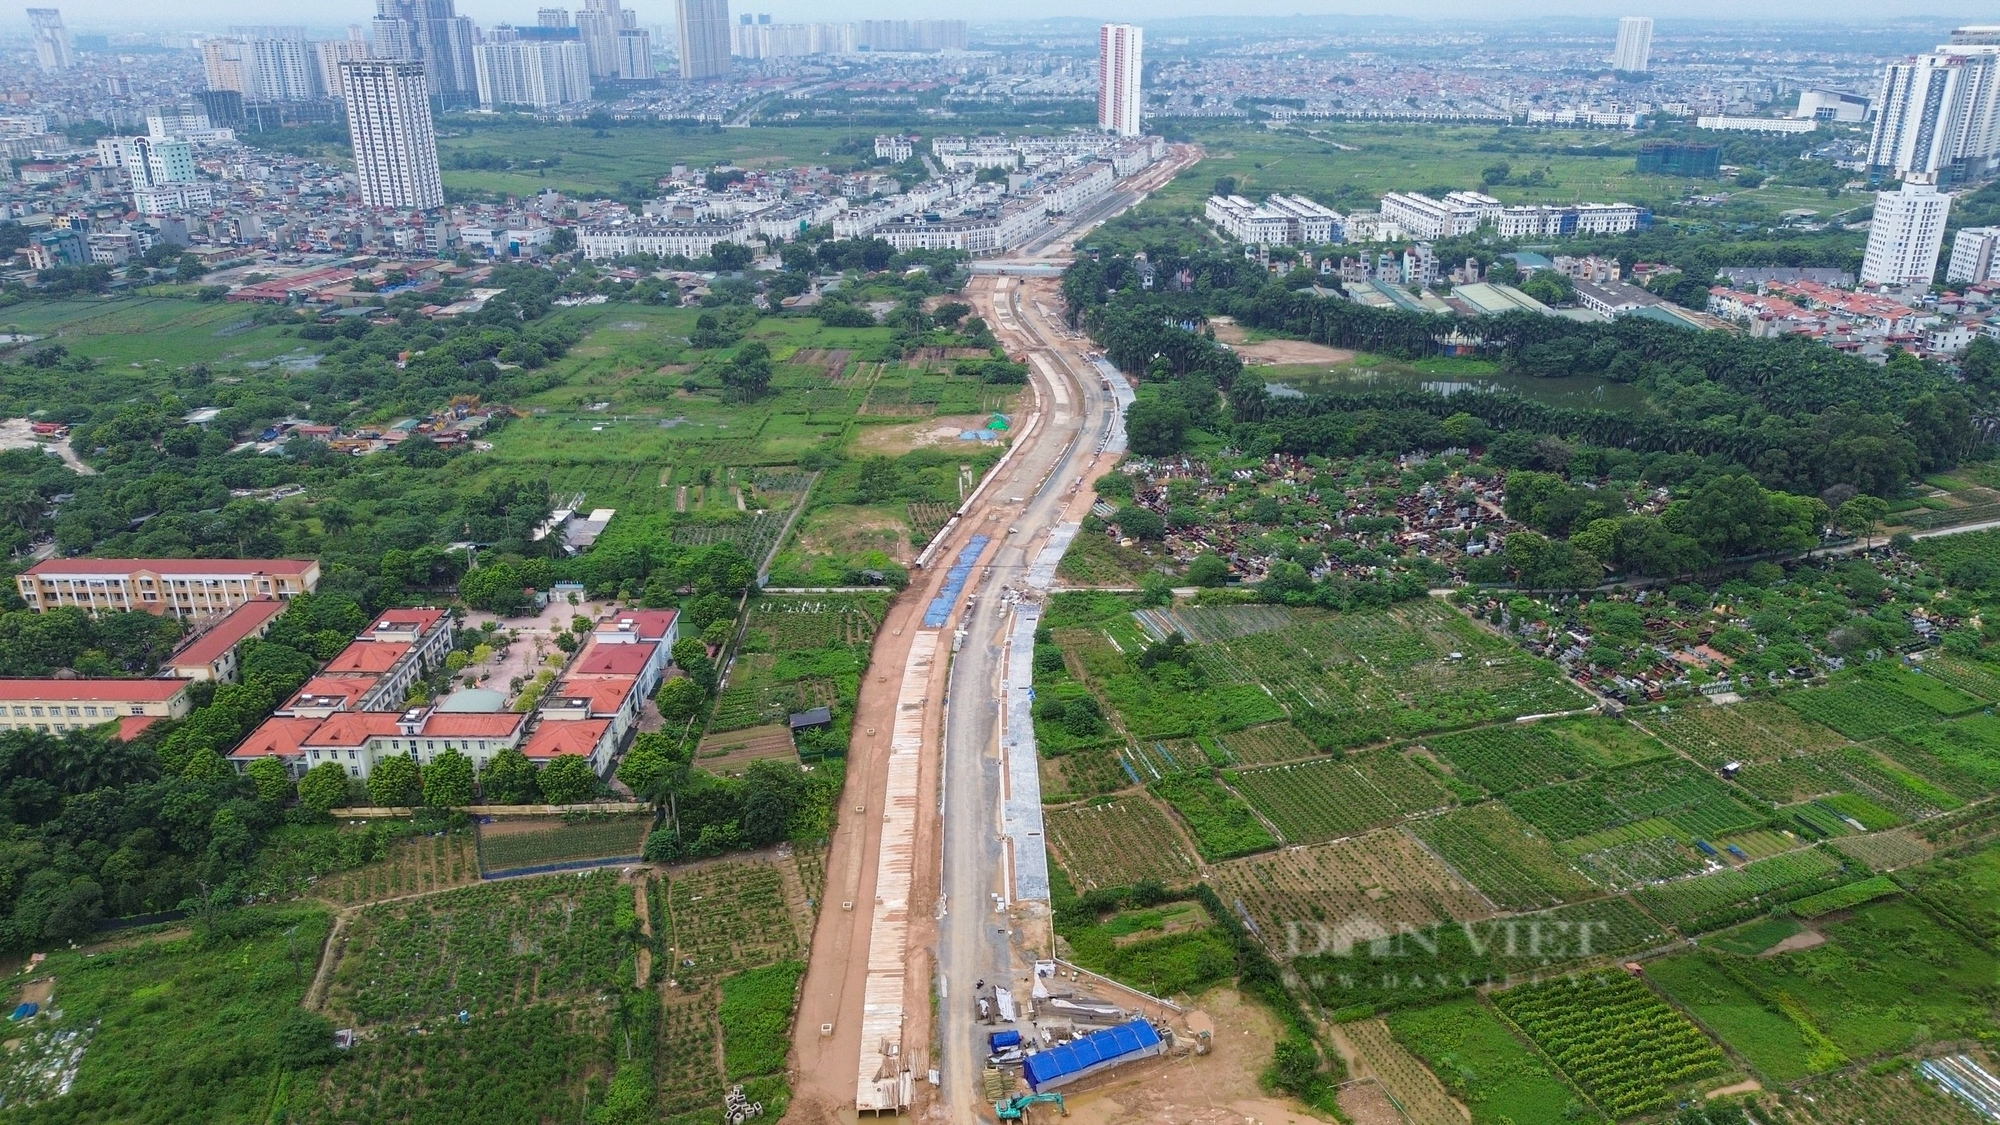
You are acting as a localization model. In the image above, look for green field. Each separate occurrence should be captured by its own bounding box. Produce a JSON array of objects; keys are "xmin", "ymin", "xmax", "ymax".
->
[
  {"xmin": 0, "ymin": 908, "xmax": 332, "ymax": 1122},
  {"xmin": 1643, "ymin": 954, "xmax": 1840, "ymax": 1083},
  {"xmin": 1388, "ymin": 997, "xmax": 1601, "ymax": 1125},
  {"xmin": 436, "ymin": 122, "xmax": 878, "ymax": 197},
  {"xmin": 0, "ymin": 296, "xmax": 305, "ymax": 372},
  {"xmin": 1121, "ymin": 120, "xmax": 1870, "ymax": 237}
]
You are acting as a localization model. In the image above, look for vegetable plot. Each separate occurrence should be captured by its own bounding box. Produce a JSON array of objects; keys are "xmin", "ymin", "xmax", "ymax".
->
[
  {"xmin": 1493, "ymin": 971, "xmax": 1727, "ymax": 1118},
  {"xmin": 1228, "ymin": 750, "xmax": 1454, "ymax": 843}
]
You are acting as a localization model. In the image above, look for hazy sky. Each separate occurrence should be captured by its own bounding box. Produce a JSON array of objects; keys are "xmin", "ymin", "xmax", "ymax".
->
[{"xmin": 33, "ymin": 0, "xmax": 1992, "ymax": 31}]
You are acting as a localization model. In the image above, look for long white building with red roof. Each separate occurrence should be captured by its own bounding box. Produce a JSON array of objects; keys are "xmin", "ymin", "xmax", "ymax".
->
[{"xmin": 16, "ymin": 558, "xmax": 320, "ymax": 618}]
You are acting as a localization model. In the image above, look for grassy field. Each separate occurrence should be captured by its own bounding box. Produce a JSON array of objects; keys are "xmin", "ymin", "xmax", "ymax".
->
[
  {"xmin": 0, "ymin": 296, "xmax": 305, "ymax": 371},
  {"xmin": 0, "ymin": 908, "xmax": 331, "ymax": 1123},
  {"xmin": 1387, "ymin": 996, "xmax": 1600, "ymax": 1125},
  {"xmin": 1138, "ymin": 120, "xmax": 1865, "ymax": 226},
  {"xmin": 436, "ymin": 123, "xmax": 875, "ymax": 197}
]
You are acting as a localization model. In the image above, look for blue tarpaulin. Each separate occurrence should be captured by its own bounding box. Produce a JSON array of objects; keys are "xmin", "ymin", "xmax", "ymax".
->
[
  {"xmin": 9, "ymin": 1003, "xmax": 37, "ymax": 1021},
  {"xmin": 1023, "ymin": 1019, "xmax": 1162, "ymax": 1092},
  {"xmin": 923, "ymin": 536, "xmax": 988, "ymax": 628},
  {"xmin": 989, "ymin": 1029, "xmax": 1022, "ymax": 1051}
]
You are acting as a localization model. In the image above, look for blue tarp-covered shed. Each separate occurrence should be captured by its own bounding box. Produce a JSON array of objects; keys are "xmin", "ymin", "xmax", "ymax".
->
[{"xmin": 1022, "ymin": 1019, "xmax": 1164, "ymax": 1092}]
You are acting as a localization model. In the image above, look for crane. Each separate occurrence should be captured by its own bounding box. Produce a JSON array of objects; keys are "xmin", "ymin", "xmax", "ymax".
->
[{"xmin": 994, "ymin": 1092, "xmax": 1067, "ymax": 1120}]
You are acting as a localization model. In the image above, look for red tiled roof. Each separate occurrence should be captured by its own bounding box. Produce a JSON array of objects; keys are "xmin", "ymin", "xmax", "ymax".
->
[
  {"xmin": 571, "ymin": 641, "xmax": 658, "ymax": 677},
  {"xmin": 521, "ymin": 718, "xmax": 609, "ymax": 759},
  {"xmin": 369, "ymin": 607, "xmax": 448, "ymax": 633},
  {"xmin": 548, "ymin": 675, "xmax": 639, "ymax": 716},
  {"xmin": 23, "ymin": 557, "xmax": 318, "ymax": 577},
  {"xmin": 303, "ymin": 711, "xmax": 404, "ymax": 748},
  {"xmin": 0, "ymin": 678, "xmax": 189, "ymax": 702},
  {"xmin": 115, "ymin": 715, "xmax": 161, "ymax": 741},
  {"xmin": 286, "ymin": 675, "xmax": 378, "ymax": 708},
  {"xmin": 422, "ymin": 712, "xmax": 527, "ymax": 738},
  {"xmin": 168, "ymin": 598, "xmax": 288, "ymax": 669},
  {"xmin": 594, "ymin": 609, "xmax": 678, "ymax": 641},
  {"xmin": 230, "ymin": 715, "xmax": 324, "ymax": 759},
  {"xmin": 325, "ymin": 641, "xmax": 410, "ymax": 674}
]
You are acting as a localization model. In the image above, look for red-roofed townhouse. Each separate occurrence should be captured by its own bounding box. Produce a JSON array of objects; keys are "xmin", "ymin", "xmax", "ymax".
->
[
  {"xmin": 228, "ymin": 714, "xmax": 324, "ymax": 777},
  {"xmin": 572, "ymin": 639, "xmax": 667, "ymax": 697}
]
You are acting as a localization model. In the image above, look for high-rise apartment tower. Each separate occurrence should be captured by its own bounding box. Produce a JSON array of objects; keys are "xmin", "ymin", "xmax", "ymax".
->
[
  {"xmin": 340, "ymin": 59, "xmax": 444, "ymax": 210},
  {"xmin": 1613, "ymin": 17, "xmax": 1653, "ymax": 73},
  {"xmin": 1098, "ymin": 23, "xmax": 1143, "ymax": 137},
  {"xmin": 1869, "ymin": 27, "xmax": 2000, "ymax": 182},
  {"xmin": 1860, "ymin": 176, "xmax": 1951, "ymax": 286},
  {"xmin": 676, "ymin": 0, "xmax": 731, "ymax": 80},
  {"xmin": 26, "ymin": 8, "xmax": 71, "ymax": 71}
]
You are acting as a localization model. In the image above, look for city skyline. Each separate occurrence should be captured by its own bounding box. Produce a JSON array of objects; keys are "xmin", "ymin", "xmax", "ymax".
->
[{"xmin": 14, "ymin": 2, "xmax": 2000, "ymax": 29}]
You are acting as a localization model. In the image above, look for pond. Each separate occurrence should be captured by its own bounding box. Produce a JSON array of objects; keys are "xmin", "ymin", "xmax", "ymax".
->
[{"xmin": 1263, "ymin": 363, "xmax": 1653, "ymax": 413}]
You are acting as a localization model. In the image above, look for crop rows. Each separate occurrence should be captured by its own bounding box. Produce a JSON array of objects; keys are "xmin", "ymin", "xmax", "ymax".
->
[
  {"xmin": 328, "ymin": 871, "xmax": 634, "ymax": 1025},
  {"xmin": 1045, "ymin": 797, "xmax": 1201, "ymax": 889},
  {"xmin": 294, "ymin": 1004, "xmax": 613, "ymax": 1124},
  {"xmin": 1494, "ymin": 971, "xmax": 1727, "ymax": 1118},
  {"xmin": 315, "ymin": 832, "xmax": 479, "ymax": 905},
  {"xmin": 1827, "ymin": 829, "xmax": 1932, "ymax": 871},
  {"xmin": 1784, "ymin": 681, "xmax": 1947, "ymax": 739},
  {"xmin": 1424, "ymin": 725, "xmax": 1593, "ymax": 794},
  {"xmin": 1342, "ymin": 1019, "xmax": 1466, "ymax": 1125},
  {"xmin": 1569, "ymin": 835, "xmax": 1703, "ymax": 889},
  {"xmin": 1150, "ymin": 774, "xmax": 1277, "ymax": 860},
  {"xmin": 1914, "ymin": 654, "xmax": 2000, "ymax": 702},
  {"xmin": 1228, "ymin": 751, "xmax": 1453, "ymax": 843},
  {"xmin": 1640, "ymin": 700, "xmax": 1852, "ymax": 765},
  {"xmin": 1787, "ymin": 874, "xmax": 1900, "ymax": 917},
  {"xmin": 745, "ymin": 594, "xmax": 884, "ymax": 651},
  {"xmin": 656, "ymin": 991, "xmax": 724, "ymax": 1119},
  {"xmin": 673, "ymin": 510, "xmax": 792, "ymax": 561},
  {"xmin": 1131, "ymin": 603, "xmax": 1300, "ymax": 644},
  {"xmin": 1407, "ymin": 804, "xmax": 1595, "ymax": 910},
  {"xmin": 1214, "ymin": 722, "xmax": 1319, "ymax": 765},
  {"xmin": 1884, "ymin": 716, "xmax": 2000, "ymax": 799},
  {"xmin": 1741, "ymin": 748, "xmax": 1955, "ymax": 822},
  {"xmin": 1634, "ymin": 849, "xmax": 1844, "ymax": 930},
  {"xmin": 1039, "ymin": 745, "xmax": 1132, "ymax": 804},
  {"xmin": 662, "ymin": 859, "xmax": 805, "ymax": 985},
  {"xmin": 477, "ymin": 815, "xmax": 652, "ymax": 873},
  {"xmin": 1211, "ymin": 828, "xmax": 1493, "ymax": 945}
]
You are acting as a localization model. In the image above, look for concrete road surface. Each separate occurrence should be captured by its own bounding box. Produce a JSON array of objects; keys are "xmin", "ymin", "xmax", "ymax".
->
[{"xmin": 934, "ymin": 277, "xmax": 1123, "ymax": 1123}]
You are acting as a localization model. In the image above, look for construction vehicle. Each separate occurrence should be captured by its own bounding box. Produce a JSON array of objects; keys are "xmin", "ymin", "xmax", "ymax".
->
[{"xmin": 993, "ymin": 1092, "xmax": 1066, "ymax": 1120}]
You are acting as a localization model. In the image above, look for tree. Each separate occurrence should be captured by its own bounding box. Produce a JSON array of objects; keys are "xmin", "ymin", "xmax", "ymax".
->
[
  {"xmin": 181, "ymin": 748, "xmax": 233, "ymax": 783},
  {"xmin": 721, "ymin": 340, "xmax": 773, "ymax": 400},
  {"xmin": 656, "ymin": 676, "xmax": 710, "ymax": 723},
  {"xmin": 1125, "ymin": 401, "xmax": 1191, "ymax": 456},
  {"xmin": 537, "ymin": 753, "xmax": 598, "ymax": 805},
  {"xmin": 1836, "ymin": 494, "xmax": 1889, "ymax": 548},
  {"xmin": 1185, "ymin": 552, "xmax": 1230, "ymax": 587},
  {"xmin": 276, "ymin": 1009, "xmax": 338, "ymax": 1068},
  {"xmin": 246, "ymin": 756, "xmax": 294, "ymax": 806},
  {"xmin": 482, "ymin": 748, "xmax": 539, "ymax": 804},
  {"xmin": 739, "ymin": 759, "xmax": 804, "ymax": 846},
  {"xmin": 608, "ymin": 732, "xmax": 680, "ymax": 800},
  {"xmin": 299, "ymin": 761, "xmax": 351, "ymax": 814},
  {"xmin": 423, "ymin": 748, "xmax": 476, "ymax": 807},
  {"xmin": 672, "ymin": 638, "xmax": 718, "ymax": 695},
  {"xmin": 367, "ymin": 754, "xmax": 422, "ymax": 807},
  {"xmin": 1117, "ymin": 506, "xmax": 1165, "ymax": 540}
]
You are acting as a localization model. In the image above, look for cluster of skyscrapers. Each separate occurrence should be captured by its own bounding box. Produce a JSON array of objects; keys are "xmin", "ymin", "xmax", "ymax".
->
[{"xmin": 1867, "ymin": 26, "xmax": 2000, "ymax": 184}]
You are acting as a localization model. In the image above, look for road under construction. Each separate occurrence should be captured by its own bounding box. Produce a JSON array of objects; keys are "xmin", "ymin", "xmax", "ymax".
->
[{"xmin": 780, "ymin": 145, "xmax": 1201, "ymax": 1125}]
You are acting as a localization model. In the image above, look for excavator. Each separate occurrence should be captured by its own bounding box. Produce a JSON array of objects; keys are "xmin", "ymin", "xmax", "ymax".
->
[{"xmin": 993, "ymin": 1092, "xmax": 1067, "ymax": 1120}]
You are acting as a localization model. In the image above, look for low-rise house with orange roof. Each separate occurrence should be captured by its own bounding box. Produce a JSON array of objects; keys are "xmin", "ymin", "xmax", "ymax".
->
[{"xmin": 521, "ymin": 717, "xmax": 617, "ymax": 773}]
